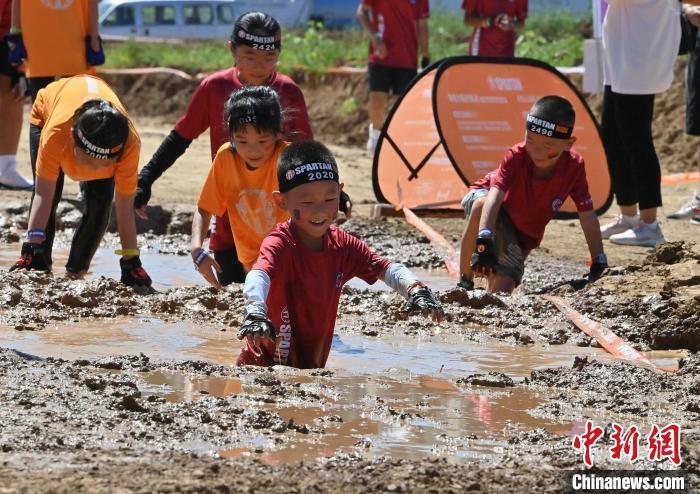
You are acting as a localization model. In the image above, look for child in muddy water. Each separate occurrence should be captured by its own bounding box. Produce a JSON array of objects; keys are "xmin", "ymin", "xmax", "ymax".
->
[
  {"xmin": 8, "ymin": 75, "xmax": 152, "ymax": 291},
  {"xmin": 234, "ymin": 140, "xmax": 444, "ymax": 369},
  {"xmin": 457, "ymin": 95, "xmax": 608, "ymax": 294},
  {"xmin": 190, "ymin": 86, "xmax": 291, "ymax": 289}
]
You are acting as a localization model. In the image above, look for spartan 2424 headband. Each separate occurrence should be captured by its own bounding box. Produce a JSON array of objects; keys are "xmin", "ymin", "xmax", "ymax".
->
[
  {"xmin": 232, "ymin": 27, "xmax": 281, "ymax": 51},
  {"xmin": 526, "ymin": 114, "xmax": 573, "ymax": 139}
]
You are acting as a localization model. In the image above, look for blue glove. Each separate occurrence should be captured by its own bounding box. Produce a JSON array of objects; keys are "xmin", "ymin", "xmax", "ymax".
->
[
  {"xmin": 85, "ymin": 36, "xmax": 106, "ymax": 66},
  {"xmin": 5, "ymin": 33, "xmax": 27, "ymax": 66}
]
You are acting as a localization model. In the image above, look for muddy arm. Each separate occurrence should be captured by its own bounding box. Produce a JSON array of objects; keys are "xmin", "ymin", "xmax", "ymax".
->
[
  {"xmin": 477, "ymin": 187, "xmax": 505, "ymax": 232},
  {"xmin": 114, "ymin": 193, "xmax": 138, "ymax": 257},
  {"xmin": 578, "ymin": 210, "xmax": 605, "ymax": 261},
  {"xmin": 27, "ymin": 177, "xmax": 56, "ymax": 237}
]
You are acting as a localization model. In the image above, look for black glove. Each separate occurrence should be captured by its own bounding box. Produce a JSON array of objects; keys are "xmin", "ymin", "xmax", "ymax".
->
[
  {"xmin": 402, "ymin": 286, "xmax": 444, "ymax": 318},
  {"xmin": 120, "ymin": 256, "xmax": 152, "ymax": 288},
  {"xmin": 587, "ymin": 253, "xmax": 608, "ymax": 281},
  {"xmin": 238, "ymin": 313, "xmax": 277, "ymax": 340},
  {"xmin": 5, "ymin": 33, "xmax": 27, "ymax": 66},
  {"xmin": 457, "ymin": 276, "xmax": 474, "ymax": 291},
  {"xmin": 339, "ymin": 190, "xmax": 352, "ymax": 216},
  {"xmin": 471, "ymin": 236, "xmax": 497, "ymax": 275},
  {"xmin": 420, "ymin": 56, "xmax": 431, "ymax": 69},
  {"xmin": 9, "ymin": 242, "xmax": 50, "ymax": 272},
  {"xmin": 85, "ymin": 36, "xmax": 105, "ymax": 66},
  {"xmin": 134, "ymin": 178, "xmax": 152, "ymax": 209}
]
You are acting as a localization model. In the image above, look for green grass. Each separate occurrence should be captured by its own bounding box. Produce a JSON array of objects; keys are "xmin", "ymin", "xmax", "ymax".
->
[{"xmin": 103, "ymin": 11, "xmax": 591, "ymax": 74}]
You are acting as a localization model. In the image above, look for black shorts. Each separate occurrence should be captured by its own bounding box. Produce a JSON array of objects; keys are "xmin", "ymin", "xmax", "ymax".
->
[
  {"xmin": 368, "ymin": 63, "xmax": 417, "ymax": 95},
  {"xmin": 686, "ymin": 47, "xmax": 700, "ymax": 136}
]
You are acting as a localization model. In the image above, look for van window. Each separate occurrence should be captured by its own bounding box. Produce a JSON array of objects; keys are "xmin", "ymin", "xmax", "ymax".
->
[
  {"xmin": 184, "ymin": 5, "xmax": 213, "ymax": 25},
  {"xmin": 103, "ymin": 5, "xmax": 135, "ymax": 26},
  {"xmin": 216, "ymin": 4, "xmax": 234, "ymax": 24},
  {"xmin": 142, "ymin": 5, "xmax": 176, "ymax": 25}
]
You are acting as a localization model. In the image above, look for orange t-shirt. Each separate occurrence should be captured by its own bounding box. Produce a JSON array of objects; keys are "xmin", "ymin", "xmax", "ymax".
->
[
  {"xmin": 198, "ymin": 141, "xmax": 289, "ymax": 268},
  {"xmin": 21, "ymin": 0, "xmax": 92, "ymax": 78},
  {"xmin": 31, "ymin": 75, "xmax": 141, "ymax": 196}
]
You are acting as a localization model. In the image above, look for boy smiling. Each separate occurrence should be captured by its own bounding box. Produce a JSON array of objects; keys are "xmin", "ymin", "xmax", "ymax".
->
[
  {"xmin": 236, "ymin": 140, "xmax": 443, "ymax": 368},
  {"xmin": 458, "ymin": 95, "xmax": 607, "ymax": 293}
]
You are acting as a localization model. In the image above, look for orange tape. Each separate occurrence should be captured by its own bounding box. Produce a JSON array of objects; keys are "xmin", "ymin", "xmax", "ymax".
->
[
  {"xmin": 542, "ymin": 295, "xmax": 674, "ymax": 372},
  {"xmin": 402, "ymin": 207, "xmax": 459, "ymax": 277},
  {"xmin": 660, "ymin": 171, "xmax": 699, "ymax": 185}
]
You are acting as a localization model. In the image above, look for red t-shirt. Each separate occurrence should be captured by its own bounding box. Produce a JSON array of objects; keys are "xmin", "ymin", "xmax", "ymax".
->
[
  {"xmin": 470, "ymin": 143, "xmax": 593, "ymax": 253},
  {"xmin": 237, "ymin": 222, "xmax": 392, "ymax": 369},
  {"xmin": 174, "ymin": 68, "xmax": 313, "ymax": 251},
  {"xmin": 362, "ymin": 0, "xmax": 429, "ymax": 69},
  {"xmin": 0, "ymin": 0, "xmax": 11, "ymax": 37},
  {"xmin": 463, "ymin": 0, "xmax": 528, "ymax": 57}
]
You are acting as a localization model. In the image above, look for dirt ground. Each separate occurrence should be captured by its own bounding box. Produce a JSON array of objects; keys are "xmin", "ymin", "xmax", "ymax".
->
[{"xmin": 1, "ymin": 68, "xmax": 700, "ymax": 492}]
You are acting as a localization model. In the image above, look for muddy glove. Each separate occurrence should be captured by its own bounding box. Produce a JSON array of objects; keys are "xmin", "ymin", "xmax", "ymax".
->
[
  {"xmin": 134, "ymin": 178, "xmax": 152, "ymax": 209},
  {"xmin": 5, "ymin": 33, "xmax": 27, "ymax": 66},
  {"xmin": 403, "ymin": 286, "xmax": 444, "ymax": 321},
  {"xmin": 339, "ymin": 190, "xmax": 352, "ymax": 217},
  {"xmin": 587, "ymin": 253, "xmax": 608, "ymax": 282},
  {"xmin": 238, "ymin": 313, "xmax": 277, "ymax": 341},
  {"xmin": 420, "ymin": 56, "xmax": 431, "ymax": 70},
  {"xmin": 9, "ymin": 242, "xmax": 50, "ymax": 272},
  {"xmin": 85, "ymin": 36, "xmax": 105, "ymax": 66},
  {"xmin": 471, "ymin": 230, "xmax": 497, "ymax": 275},
  {"xmin": 457, "ymin": 275, "xmax": 474, "ymax": 291},
  {"xmin": 120, "ymin": 256, "xmax": 152, "ymax": 288}
]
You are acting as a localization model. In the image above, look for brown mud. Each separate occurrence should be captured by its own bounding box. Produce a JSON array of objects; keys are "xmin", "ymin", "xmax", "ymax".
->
[{"xmin": 1, "ymin": 66, "xmax": 700, "ymax": 491}]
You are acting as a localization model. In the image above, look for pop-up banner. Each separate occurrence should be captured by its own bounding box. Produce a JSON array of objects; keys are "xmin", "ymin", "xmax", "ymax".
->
[{"xmin": 372, "ymin": 56, "xmax": 612, "ymax": 218}]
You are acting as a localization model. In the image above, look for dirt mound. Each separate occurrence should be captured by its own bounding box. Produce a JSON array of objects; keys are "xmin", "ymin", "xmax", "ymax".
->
[{"xmin": 102, "ymin": 60, "xmax": 698, "ymax": 173}]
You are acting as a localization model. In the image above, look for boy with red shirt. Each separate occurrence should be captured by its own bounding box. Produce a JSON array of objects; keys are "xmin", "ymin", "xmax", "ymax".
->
[
  {"xmin": 458, "ymin": 96, "xmax": 607, "ymax": 293},
  {"xmin": 236, "ymin": 140, "xmax": 444, "ymax": 369},
  {"xmin": 463, "ymin": 0, "xmax": 528, "ymax": 57},
  {"xmin": 357, "ymin": 0, "xmax": 430, "ymax": 153}
]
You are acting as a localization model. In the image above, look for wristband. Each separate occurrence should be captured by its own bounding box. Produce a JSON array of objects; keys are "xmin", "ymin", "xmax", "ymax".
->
[
  {"xmin": 115, "ymin": 248, "xmax": 140, "ymax": 257},
  {"xmin": 193, "ymin": 248, "xmax": 208, "ymax": 268},
  {"xmin": 481, "ymin": 17, "xmax": 492, "ymax": 28},
  {"xmin": 27, "ymin": 229, "xmax": 46, "ymax": 240},
  {"xmin": 477, "ymin": 228, "xmax": 494, "ymax": 239}
]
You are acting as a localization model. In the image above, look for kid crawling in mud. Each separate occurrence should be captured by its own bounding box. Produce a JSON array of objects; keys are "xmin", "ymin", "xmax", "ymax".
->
[
  {"xmin": 191, "ymin": 86, "xmax": 290, "ymax": 289},
  {"xmin": 235, "ymin": 140, "xmax": 444, "ymax": 368},
  {"xmin": 458, "ymin": 95, "xmax": 607, "ymax": 293},
  {"xmin": 8, "ymin": 75, "xmax": 152, "ymax": 290}
]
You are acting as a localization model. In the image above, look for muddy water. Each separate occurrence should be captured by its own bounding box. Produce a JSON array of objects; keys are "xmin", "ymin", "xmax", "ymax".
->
[{"xmin": 0, "ymin": 244, "xmax": 456, "ymax": 292}]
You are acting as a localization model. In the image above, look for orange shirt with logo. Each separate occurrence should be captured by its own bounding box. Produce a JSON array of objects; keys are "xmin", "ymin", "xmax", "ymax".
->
[
  {"xmin": 198, "ymin": 141, "xmax": 289, "ymax": 269},
  {"xmin": 21, "ymin": 0, "xmax": 91, "ymax": 77},
  {"xmin": 31, "ymin": 75, "xmax": 140, "ymax": 196}
]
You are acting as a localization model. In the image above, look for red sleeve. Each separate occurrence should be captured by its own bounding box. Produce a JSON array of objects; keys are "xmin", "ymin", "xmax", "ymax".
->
[
  {"xmin": 463, "ymin": 0, "xmax": 479, "ymax": 15},
  {"xmin": 173, "ymin": 79, "xmax": 212, "ymax": 140},
  {"xmin": 252, "ymin": 230, "xmax": 290, "ymax": 282},
  {"xmin": 570, "ymin": 162, "xmax": 594, "ymax": 212},
  {"xmin": 489, "ymin": 149, "xmax": 517, "ymax": 192},
  {"xmin": 281, "ymin": 84, "xmax": 314, "ymax": 141},
  {"xmin": 516, "ymin": 0, "xmax": 528, "ymax": 19},
  {"xmin": 342, "ymin": 230, "xmax": 392, "ymax": 285},
  {"xmin": 416, "ymin": 0, "xmax": 429, "ymax": 19}
]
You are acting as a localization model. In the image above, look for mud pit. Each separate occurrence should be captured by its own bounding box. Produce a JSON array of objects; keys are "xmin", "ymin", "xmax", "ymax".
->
[{"xmin": 2, "ymin": 69, "xmax": 700, "ymax": 490}]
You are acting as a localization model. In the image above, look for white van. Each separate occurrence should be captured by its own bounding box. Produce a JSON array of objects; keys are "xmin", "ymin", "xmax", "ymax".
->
[{"xmin": 98, "ymin": 0, "xmax": 312, "ymax": 40}]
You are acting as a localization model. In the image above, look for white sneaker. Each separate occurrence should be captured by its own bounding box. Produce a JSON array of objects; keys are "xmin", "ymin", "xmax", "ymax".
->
[
  {"xmin": 667, "ymin": 193, "xmax": 700, "ymax": 219},
  {"xmin": 600, "ymin": 214, "xmax": 639, "ymax": 239},
  {"xmin": 0, "ymin": 166, "xmax": 33, "ymax": 190},
  {"xmin": 366, "ymin": 125, "xmax": 380, "ymax": 154},
  {"xmin": 691, "ymin": 215, "xmax": 700, "ymax": 226},
  {"xmin": 609, "ymin": 221, "xmax": 667, "ymax": 247}
]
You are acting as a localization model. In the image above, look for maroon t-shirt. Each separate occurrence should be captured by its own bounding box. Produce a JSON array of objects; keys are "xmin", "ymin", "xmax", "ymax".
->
[
  {"xmin": 470, "ymin": 143, "xmax": 593, "ymax": 252},
  {"xmin": 0, "ymin": 0, "xmax": 11, "ymax": 37},
  {"xmin": 237, "ymin": 222, "xmax": 392, "ymax": 369},
  {"xmin": 362, "ymin": 0, "xmax": 429, "ymax": 69},
  {"xmin": 463, "ymin": 0, "xmax": 528, "ymax": 57},
  {"xmin": 174, "ymin": 68, "xmax": 313, "ymax": 250}
]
